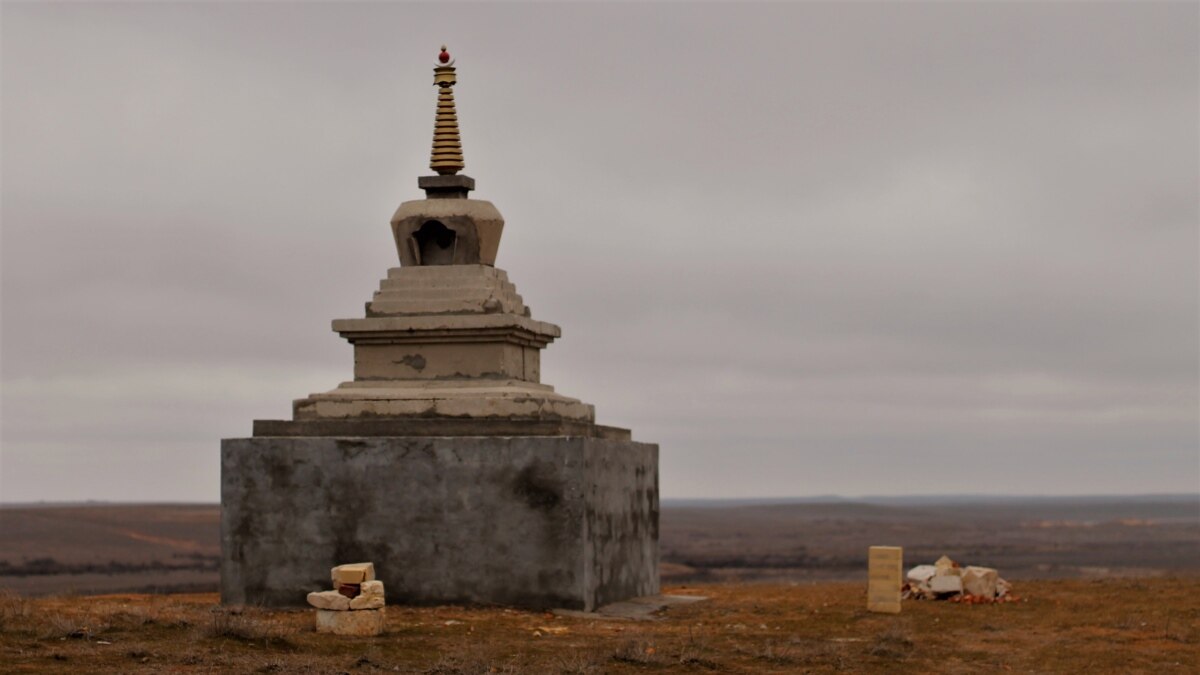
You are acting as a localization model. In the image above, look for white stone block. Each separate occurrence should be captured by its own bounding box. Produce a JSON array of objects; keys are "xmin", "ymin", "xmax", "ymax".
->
[
  {"xmin": 906, "ymin": 565, "xmax": 937, "ymax": 582},
  {"xmin": 929, "ymin": 574, "xmax": 963, "ymax": 595},
  {"xmin": 307, "ymin": 590, "xmax": 350, "ymax": 610},
  {"xmin": 962, "ymin": 566, "xmax": 998, "ymax": 598},
  {"xmin": 350, "ymin": 594, "xmax": 385, "ymax": 610},
  {"xmin": 315, "ymin": 607, "xmax": 385, "ymax": 636}
]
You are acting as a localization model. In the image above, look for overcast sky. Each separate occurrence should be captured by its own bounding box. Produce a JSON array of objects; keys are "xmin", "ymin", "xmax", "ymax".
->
[{"xmin": 2, "ymin": 2, "xmax": 1196, "ymax": 502}]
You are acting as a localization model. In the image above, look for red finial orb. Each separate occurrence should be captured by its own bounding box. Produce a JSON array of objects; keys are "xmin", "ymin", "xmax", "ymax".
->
[{"xmin": 438, "ymin": 46, "xmax": 450, "ymax": 64}]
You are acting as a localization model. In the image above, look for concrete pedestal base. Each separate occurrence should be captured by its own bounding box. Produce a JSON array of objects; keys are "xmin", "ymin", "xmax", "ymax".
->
[{"xmin": 220, "ymin": 436, "xmax": 658, "ymax": 611}]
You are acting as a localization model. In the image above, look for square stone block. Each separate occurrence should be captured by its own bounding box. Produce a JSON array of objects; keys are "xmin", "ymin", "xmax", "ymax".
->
[
  {"xmin": 315, "ymin": 608, "xmax": 385, "ymax": 636},
  {"xmin": 220, "ymin": 436, "xmax": 658, "ymax": 611},
  {"xmin": 332, "ymin": 563, "xmax": 375, "ymax": 585}
]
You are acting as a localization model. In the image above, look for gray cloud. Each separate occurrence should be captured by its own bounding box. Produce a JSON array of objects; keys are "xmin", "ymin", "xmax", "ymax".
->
[{"xmin": 2, "ymin": 3, "xmax": 1196, "ymax": 501}]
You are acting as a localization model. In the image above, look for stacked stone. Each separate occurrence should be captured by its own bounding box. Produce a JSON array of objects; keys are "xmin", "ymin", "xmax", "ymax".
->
[
  {"xmin": 903, "ymin": 555, "xmax": 1015, "ymax": 603},
  {"xmin": 306, "ymin": 562, "xmax": 386, "ymax": 635}
]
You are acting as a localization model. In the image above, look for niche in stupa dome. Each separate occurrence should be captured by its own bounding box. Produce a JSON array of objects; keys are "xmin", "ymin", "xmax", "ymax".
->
[{"xmin": 412, "ymin": 220, "xmax": 457, "ymax": 265}]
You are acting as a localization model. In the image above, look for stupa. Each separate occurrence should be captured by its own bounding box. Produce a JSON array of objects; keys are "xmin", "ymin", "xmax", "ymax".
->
[{"xmin": 220, "ymin": 47, "xmax": 659, "ymax": 611}]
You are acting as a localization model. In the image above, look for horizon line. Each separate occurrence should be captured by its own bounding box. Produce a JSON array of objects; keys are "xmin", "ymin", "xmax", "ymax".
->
[{"xmin": 2, "ymin": 491, "xmax": 1196, "ymax": 508}]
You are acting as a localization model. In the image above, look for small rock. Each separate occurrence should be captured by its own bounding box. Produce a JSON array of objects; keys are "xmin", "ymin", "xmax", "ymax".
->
[
  {"xmin": 350, "ymin": 595, "xmax": 385, "ymax": 610},
  {"xmin": 360, "ymin": 580, "xmax": 385, "ymax": 597},
  {"xmin": 331, "ymin": 562, "xmax": 375, "ymax": 585},
  {"xmin": 934, "ymin": 556, "xmax": 961, "ymax": 576},
  {"xmin": 906, "ymin": 565, "xmax": 937, "ymax": 583},
  {"xmin": 929, "ymin": 574, "xmax": 963, "ymax": 595},
  {"xmin": 337, "ymin": 583, "xmax": 361, "ymax": 599},
  {"xmin": 307, "ymin": 590, "xmax": 351, "ymax": 611}
]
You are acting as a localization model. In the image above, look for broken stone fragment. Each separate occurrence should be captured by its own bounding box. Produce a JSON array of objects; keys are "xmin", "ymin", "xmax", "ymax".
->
[
  {"xmin": 928, "ymin": 574, "xmax": 964, "ymax": 595},
  {"xmin": 934, "ymin": 556, "xmax": 961, "ymax": 575},
  {"xmin": 961, "ymin": 566, "xmax": 999, "ymax": 598},
  {"xmin": 906, "ymin": 565, "xmax": 937, "ymax": 583},
  {"xmin": 331, "ymin": 562, "xmax": 375, "ymax": 585},
  {"xmin": 360, "ymin": 580, "xmax": 385, "ymax": 597},
  {"xmin": 338, "ymin": 583, "xmax": 361, "ymax": 599},
  {"xmin": 315, "ymin": 607, "xmax": 385, "ymax": 636},
  {"xmin": 307, "ymin": 590, "xmax": 351, "ymax": 611},
  {"xmin": 350, "ymin": 594, "xmax": 385, "ymax": 610}
]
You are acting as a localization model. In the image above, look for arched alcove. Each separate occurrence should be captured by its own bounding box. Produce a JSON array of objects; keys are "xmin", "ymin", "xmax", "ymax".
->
[{"xmin": 413, "ymin": 220, "xmax": 456, "ymax": 265}]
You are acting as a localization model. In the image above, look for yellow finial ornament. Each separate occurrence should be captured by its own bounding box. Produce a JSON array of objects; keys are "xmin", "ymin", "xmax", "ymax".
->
[{"xmin": 430, "ymin": 46, "xmax": 464, "ymax": 175}]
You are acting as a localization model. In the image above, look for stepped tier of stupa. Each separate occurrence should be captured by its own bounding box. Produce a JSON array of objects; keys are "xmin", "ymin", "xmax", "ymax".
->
[{"xmin": 256, "ymin": 262, "xmax": 620, "ymax": 437}]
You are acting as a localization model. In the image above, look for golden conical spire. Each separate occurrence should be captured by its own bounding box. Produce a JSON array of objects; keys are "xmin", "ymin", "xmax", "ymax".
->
[{"xmin": 430, "ymin": 45, "xmax": 465, "ymax": 176}]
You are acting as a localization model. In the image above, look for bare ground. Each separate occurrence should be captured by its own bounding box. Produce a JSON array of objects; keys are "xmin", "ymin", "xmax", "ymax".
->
[
  {"xmin": 1, "ymin": 579, "xmax": 1197, "ymax": 673},
  {"xmin": 1, "ymin": 500, "xmax": 1197, "ymax": 672}
]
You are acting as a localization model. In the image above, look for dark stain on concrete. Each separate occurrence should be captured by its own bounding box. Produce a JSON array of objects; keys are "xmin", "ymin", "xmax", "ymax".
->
[
  {"xmin": 513, "ymin": 464, "xmax": 562, "ymax": 511},
  {"xmin": 335, "ymin": 438, "xmax": 370, "ymax": 460},
  {"xmin": 395, "ymin": 354, "xmax": 427, "ymax": 371},
  {"xmin": 328, "ymin": 449, "xmax": 373, "ymax": 580}
]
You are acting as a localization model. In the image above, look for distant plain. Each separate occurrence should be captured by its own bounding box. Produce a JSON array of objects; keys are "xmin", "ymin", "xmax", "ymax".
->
[{"xmin": 2, "ymin": 496, "xmax": 1196, "ymax": 596}]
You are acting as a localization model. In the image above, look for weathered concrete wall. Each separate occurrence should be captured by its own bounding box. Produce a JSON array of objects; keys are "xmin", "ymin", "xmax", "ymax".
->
[
  {"xmin": 220, "ymin": 436, "xmax": 657, "ymax": 611},
  {"xmin": 583, "ymin": 442, "xmax": 660, "ymax": 607}
]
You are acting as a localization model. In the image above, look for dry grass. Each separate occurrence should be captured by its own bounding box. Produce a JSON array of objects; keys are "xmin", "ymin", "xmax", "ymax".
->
[
  {"xmin": 0, "ymin": 591, "xmax": 32, "ymax": 632},
  {"xmin": 867, "ymin": 622, "xmax": 915, "ymax": 660},
  {"xmin": 0, "ymin": 578, "xmax": 1197, "ymax": 673},
  {"xmin": 197, "ymin": 607, "xmax": 296, "ymax": 646}
]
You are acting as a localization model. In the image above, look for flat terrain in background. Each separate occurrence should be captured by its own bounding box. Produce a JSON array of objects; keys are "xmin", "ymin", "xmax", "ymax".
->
[
  {"xmin": 1, "ymin": 498, "xmax": 1196, "ymax": 672},
  {"xmin": 0, "ymin": 504, "xmax": 218, "ymax": 596},
  {"xmin": 1, "ymin": 496, "xmax": 1196, "ymax": 595},
  {"xmin": 660, "ymin": 495, "xmax": 1200, "ymax": 584},
  {"xmin": 2, "ymin": 579, "xmax": 1197, "ymax": 673}
]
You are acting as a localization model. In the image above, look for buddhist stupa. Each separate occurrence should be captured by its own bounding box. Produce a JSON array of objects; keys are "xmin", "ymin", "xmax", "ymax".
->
[{"xmin": 221, "ymin": 48, "xmax": 660, "ymax": 612}]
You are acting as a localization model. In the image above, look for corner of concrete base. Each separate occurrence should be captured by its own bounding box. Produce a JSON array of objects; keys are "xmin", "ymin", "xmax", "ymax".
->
[{"xmin": 220, "ymin": 435, "xmax": 658, "ymax": 611}]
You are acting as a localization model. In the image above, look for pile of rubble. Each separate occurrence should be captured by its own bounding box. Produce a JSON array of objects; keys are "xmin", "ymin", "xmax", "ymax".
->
[
  {"xmin": 306, "ymin": 562, "xmax": 386, "ymax": 635},
  {"xmin": 903, "ymin": 556, "xmax": 1018, "ymax": 604}
]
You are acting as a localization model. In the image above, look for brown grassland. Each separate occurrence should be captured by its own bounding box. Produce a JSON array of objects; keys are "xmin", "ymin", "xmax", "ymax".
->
[{"xmin": 2, "ymin": 578, "xmax": 1198, "ymax": 674}]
